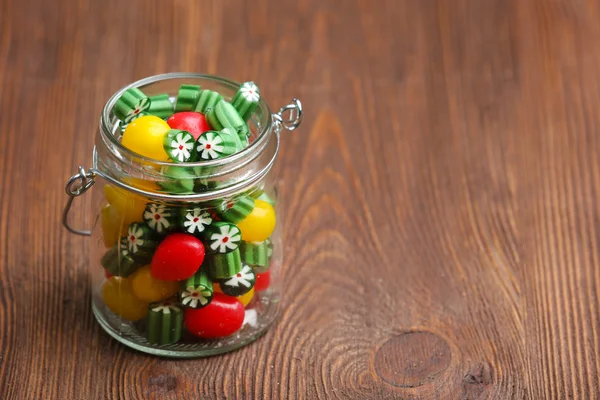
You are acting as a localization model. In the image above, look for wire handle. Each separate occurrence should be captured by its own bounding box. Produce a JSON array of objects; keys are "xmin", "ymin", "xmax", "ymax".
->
[
  {"xmin": 273, "ymin": 98, "xmax": 303, "ymax": 132},
  {"xmin": 62, "ymin": 166, "xmax": 97, "ymax": 236}
]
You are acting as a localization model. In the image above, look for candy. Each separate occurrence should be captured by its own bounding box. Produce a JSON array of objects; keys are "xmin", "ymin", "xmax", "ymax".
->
[
  {"xmin": 254, "ymin": 270, "xmax": 271, "ymax": 292},
  {"xmin": 221, "ymin": 127, "xmax": 245, "ymax": 151},
  {"xmin": 193, "ymin": 90, "xmax": 223, "ymax": 114},
  {"xmin": 101, "ymin": 204, "xmax": 122, "ymax": 248},
  {"xmin": 113, "ymin": 88, "xmax": 150, "ymax": 123},
  {"xmin": 180, "ymin": 207, "xmax": 213, "ymax": 237},
  {"xmin": 119, "ymin": 111, "xmax": 150, "ymax": 134},
  {"xmin": 237, "ymin": 287, "xmax": 255, "ymax": 307},
  {"xmin": 143, "ymin": 203, "xmax": 178, "ymax": 235},
  {"xmin": 206, "ymin": 100, "xmax": 250, "ymax": 140},
  {"xmin": 158, "ymin": 166, "xmax": 196, "ymax": 194},
  {"xmin": 147, "ymin": 93, "xmax": 174, "ymax": 119},
  {"xmin": 167, "ymin": 112, "xmax": 211, "ymax": 141},
  {"xmin": 121, "ymin": 115, "xmax": 171, "ymax": 161},
  {"xmin": 125, "ymin": 222, "xmax": 159, "ymax": 264},
  {"xmin": 103, "ymin": 185, "xmax": 146, "ymax": 230},
  {"xmin": 146, "ymin": 299, "xmax": 183, "ymax": 345},
  {"xmin": 180, "ymin": 270, "xmax": 213, "ymax": 309},
  {"xmin": 163, "ymin": 129, "xmax": 196, "ymax": 163},
  {"xmin": 217, "ymin": 195, "xmax": 255, "ymax": 224},
  {"xmin": 101, "ymin": 242, "xmax": 139, "ymax": 277},
  {"xmin": 239, "ymin": 238, "xmax": 272, "ymax": 268},
  {"xmin": 231, "ymin": 81, "xmax": 260, "ymax": 121},
  {"xmin": 184, "ymin": 293, "xmax": 245, "ymax": 338},
  {"xmin": 151, "ymin": 233, "xmax": 205, "ymax": 281},
  {"xmin": 175, "ymin": 84, "xmax": 202, "ymax": 112},
  {"xmin": 236, "ymin": 199, "xmax": 276, "ymax": 242},
  {"xmin": 102, "ymin": 277, "xmax": 148, "ymax": 321},
  {"xmin": 206, "ymin": 249, "xmax": 242, "ymax": 279},
  {"xmin": 195, "ymin": 130, "xmax": 238, "ymax": 161},
  {"xmin": 204, "ymin": 222, "xmax": 242, "ymax": 254},
  {"xmin": 218, "ymin": 264, "xmax": 255, "ymax": 296},
  {"xmin": 131, "ymin": 265, "xmax": 180, "ymax": 303}
]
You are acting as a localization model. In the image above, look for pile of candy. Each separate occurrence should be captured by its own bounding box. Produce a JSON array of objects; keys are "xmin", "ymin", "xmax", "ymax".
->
[{"xmin": 99, "ymin": 81, "xmax": 277, "ymax": 344}]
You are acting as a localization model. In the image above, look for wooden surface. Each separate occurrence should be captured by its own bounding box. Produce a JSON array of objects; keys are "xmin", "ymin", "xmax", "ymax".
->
[{"xmin": 1, "ymin": 0, "xmax": 600, "ymax": 398}]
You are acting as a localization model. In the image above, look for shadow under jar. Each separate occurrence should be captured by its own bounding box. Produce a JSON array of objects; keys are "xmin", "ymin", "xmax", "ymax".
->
[{"xmin": 63, "ymin": 73, "xmax": 303, "ymax": 357}]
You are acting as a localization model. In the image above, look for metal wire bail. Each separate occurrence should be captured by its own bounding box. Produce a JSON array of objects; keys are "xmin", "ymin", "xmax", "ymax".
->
[
  {"xmin": 273, "ymin": 98, "xmax": 303, "ymax": 132},
  {"xmin": 62, "ymin": 166, "xmax": 96, "ymax": 236}
]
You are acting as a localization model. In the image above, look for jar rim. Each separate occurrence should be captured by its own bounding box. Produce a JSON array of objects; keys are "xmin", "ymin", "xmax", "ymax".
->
[{"xmin": 100, "ymin": 72, "xmax": 274, "ymax": 168}]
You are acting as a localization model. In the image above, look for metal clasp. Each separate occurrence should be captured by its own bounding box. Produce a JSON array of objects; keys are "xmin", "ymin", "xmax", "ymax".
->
[
  {"xmin": 273, "ymin": 98, "xmax": 303, "ymax": 132},
  {"xmin": 62, "ymin": 166, "xmax": 97, "ymax": 236}
]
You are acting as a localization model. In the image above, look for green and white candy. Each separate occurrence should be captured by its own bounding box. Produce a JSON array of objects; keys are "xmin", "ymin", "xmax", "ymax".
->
[
  {"xmin": 125, "ymin": 222, "xmax": 159, "ymax": 263},
  {"xmin": 179, "ymin": 270, "xmax": 213, "ymax": 309},
  {"xmin": 193, "ymin": 89, "xmax": 223, "ymax": 114},
  {"xmin": 207, "ymin": 249, "xmax": 242, "ymax": 279},
  {"xmin": 147, "ymin": 93, "xmax": 174, "ymax": 119},
  {"xmin": 218, "ymin": 264, "xmax": 256, "ymax": 297},
  {"xmin": 119, "ymin": 111, "xmax": 150, "ymax": 133},
  {"xmin": 164, "ymin": 129, "xmax": 196, "ymax": 163},
  {"xmin": 175, "ymin": 84, "xmax": 202, "ymax": 112},
  {"xmin": 146, "ymin": 300, "xmax": 183, "ymax": 345},
  {"xmin": 143, "ymin": 203, "xmax": 178, "ymax": 235},
  {"xmin": 114, "ymin": 88, "xmax": 150, "ymax": 123},
  {"xmin": 231, "ymin": 81, "xmax": 260, "ymax": 121},
  {"xmin": 195, "ymin": 130, "xmax": 238, "ymax": 161},
  {"xmin": 206, "ymin": 100, "xmax": 250, "ymax": 140},
  {"xmin": 204, "ymin": 222, "xmax": 242, "ymax": 254},
  {"xmin": 180, "ymin": 207, "xmax": 213, "ymax": 237},
  {"xmin": 217, "ymin": 194, "xmax": 255, "ymax": 223},
  {"xmin": 157, "ymin": 166, "xmax": 197, "ymax": 194},
  {"xmin": 239, "ymin": 238, "xmax": 272, "ymax": 269},
  {"xmin": 100, "ymin": 244, "xmax": 139, "ymax": 277}
]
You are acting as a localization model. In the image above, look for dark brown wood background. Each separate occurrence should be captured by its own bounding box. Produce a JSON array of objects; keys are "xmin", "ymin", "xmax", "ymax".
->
[{"xmin": 1, "ymin": 0, "xmax": 600, "ymax": 398}]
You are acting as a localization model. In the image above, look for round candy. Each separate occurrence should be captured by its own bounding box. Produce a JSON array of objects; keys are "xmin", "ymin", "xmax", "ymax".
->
[
  {"xmin": 143, "ymin": 203, "xmax": 178, "ymax": 235},
  {"xmin": 218, "ymin": 264, "xmax": 255, "ymax": 297},
  {"xmin": 100, "ymin": 204, "xmax": 121, "ymax": 248},
  {"xmin": 254, "ymin": 270, "xmax": 271, "ymax": 292},
  {"xmin": 236, "ymin": 200, "xmax": 276, "ymax": 242},
  {"xmin": 180, "ymin": 270, "xmax": 213, "ymax": 309},
  {"xmin": 113, "ymin": 88, "xmax": 150, "ymax": 123},
  {"xmin": 167, "ymin": 112, "xmax": 211, "ymax": 140},
  {"xmin": 163, "ymin": 129, "xmax": 196, "ymax": 163},
  {"xmin": 102, "ymin": 277, "xmax": 148, "ymax": 321},
  {"xmin": 103, "ymin": 185, "xmax": 146, "ymax": 230},
  {"xmin": 237, "ymin": 287, "xmax": 255, "ymax": 307},
  {"xmin": 131, "ymin": 265, "xmax": 180, "ymax": 303},
  {"xmin": 121, "ymin": 115, "xmax": 171, "ymax": 161},
  {"xmin": 184, "ymin": 293, "xmax": 245, "ymax": 338},
  {"xmin": 151, "ymin": 233, "xmax": 205, "ymax": 281}
]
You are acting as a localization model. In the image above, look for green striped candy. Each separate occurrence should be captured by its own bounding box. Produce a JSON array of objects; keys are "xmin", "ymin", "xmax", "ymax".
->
[
  {"xmin": 204, "ymin": 222, "xmax": 242, "ymax": 254},
  {"xmin": 114, "ymin": 88, "xmax": 150, "ymax": 123},
  {"xmin": 119, "ymin": 111, "xmax": 149, "ymax": 134},
  {"xmin": 164, "ymin": 129, "xmax": 196, "ymax": 163},
  {"xmin": 147, "ymin": 93, "xmax": 174, "ymax": 119},
  {"xmin": 206, "ymin": 100, "xmax": 250, "ymax": 140},
  {"xmin": 146, "ymin": 300, "xmax": 183, "ymax": 345},
  {"xmin": 179, "ymin": 207, "xmax": 213, "ymax": 237},
  {"xmin": 193, "ymin": 90, "xmax": 223, "ymax": 114},
  {"xmin": 100, "ymin": 244, "xmax": 139, "ymax": 277},
  {"xmin": 231, "ymin": 81, "xmax": 260, "ymax": 121},
  {"xmin": 175, "ymin": 84, "xmax": 202, "ymax": 112},
  {"xmin": 218, "ymin": 264, "xmax": 255, "ymax": 297},
  {"xmin": 179, "ymin": 270, "xmax": 213, "ymax": 309},
  {"xmin": 143, "ymin": 203, "xmax": 179, "ymax": 235},
  {"xmin": 239, "ymin": 238, "xmax": 272, "ymax": 269},
  {"xmin": 125, "ymin": 223, "xmax": 159, "ymax": 263},
  {"xmin": 195, "ymin": 130, "xmax": 238, "ymax": 161},
  {"xmin": 207, "ymin": 249, "xmax": 242, "ymax": 279},
  {"xmin": 158, "ymin": 166, "xmax": 197, "ymax": 194},
  {"xmin": 218, "ymin": 194, "xmax": 255, "ymax": 223},
  {"xmin": 220, "ymin": 127, "xmax": 245, "ymax": 151}
]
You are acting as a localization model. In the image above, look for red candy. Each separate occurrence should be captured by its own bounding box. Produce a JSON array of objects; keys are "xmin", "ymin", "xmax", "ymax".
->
[
  {"xmin": 151, "ymin": 233, "xmax": 205, "ymax": 281},
  {"xmin": 254, "ymin": 271, "xmax": 271, "ymax": 291},
  {"xmin": 167, "ymin": 112, "xmax": 211, "ymax": 140},
  {"xmin": 184, "ymin": 293, "xmax": 245, "ymax": 338}
]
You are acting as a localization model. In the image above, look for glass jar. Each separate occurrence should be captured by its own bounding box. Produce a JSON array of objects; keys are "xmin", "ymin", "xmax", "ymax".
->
[{"xmin": 62, "ymin": 72, "xmax": 302, "ymax": 357}]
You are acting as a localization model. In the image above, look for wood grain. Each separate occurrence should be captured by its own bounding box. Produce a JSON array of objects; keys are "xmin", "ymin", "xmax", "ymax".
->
[{"xmin": 1, "ymin": 0, "xmax": 600, "ymax": 398}]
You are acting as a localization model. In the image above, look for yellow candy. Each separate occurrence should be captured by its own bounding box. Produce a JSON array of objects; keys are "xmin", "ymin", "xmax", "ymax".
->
[
  {"xmin": 236, "ymin": 200, "xmax": 276, "ymax": 242},
  {"xmin": 102, "ymin": 277, "xmax": 148, "ymax": 321},
  {"xmin": 103, "ymin": 185, "xmax": 146, "ymax": 229},
  {"xmin": 100, "ymin": 204, "xmax": 122, "ymax": 248},
  {"xmin": 130, "ymin": 265, "xmax": 180, "ymax": 303},
  {"xmin": 213, "ymin": 284, "xmax": 255, "ymax": 307},
  {"xmin": 121, "ymin": 115, "xmax": 171, "ymax": 161}
]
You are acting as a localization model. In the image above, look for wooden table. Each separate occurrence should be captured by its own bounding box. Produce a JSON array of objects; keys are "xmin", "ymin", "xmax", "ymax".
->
[{"xmin": 1, "ymin": 0, "xmax": 599, "ymax": 398}]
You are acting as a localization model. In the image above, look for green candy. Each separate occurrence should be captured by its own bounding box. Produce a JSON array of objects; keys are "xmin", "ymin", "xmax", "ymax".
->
[
  {"xmin": 158, "ymin": 166, "xmax": 197, "ymax": 194},
  {"xmin": 193, "ymin": 90, "xmax": 223, "ymax": 114},
  {"xmin": 146, "ymin": 300, "xmax": 183, "ymax": 345},
  {"xmin": 221, "ymin": 127, "xmax": 245, "ymax": 151},
  {"xmin": 207, "ymin": 249, "xmax": 242, "ymax": 279},
  {"xmin": 164, "ymin": 129, "xmax": 196, "ymax": 163},
  {"xmin": 217, "ymin": 194, "xmax": 255, "ymax": 223},
  {"xmin": 175, "ymin": 84, "xmax": 202, "ymax": 112},
  {"xmin": 195, "ymin": 129, "xmax": 239, "ymax": 161},
  {"xmin": 125, "ymin": 223, "xmax": 159, "ymax": 263},
  {"xmin": 179, "ymin": 207, "xmax": 213, "ymax": 237},
  {"xmin": 231, "ymin": 81, "xmax": 260, "ymax": 121},
  {"xmin": 143, "ymin": 203, "xmax": 179, "ymax": 235},
  {"xmin": 118, "ymin": 111, "xmax": 150, "ymax": 133},
  {"xmin": 206, "ymin": 100, "xmax": 250, "ymax": 141},
  {"xmin": 113, "ymin": 88, "xmax": 150, "ymax": 123},
  {"xmin": 179, "ymin": 270, "xmax": 213, "ymax": 309},
  {"xmin": 204, "ymin": 222, "xmax": 242, "ymax": 254},
  {"xmin": 218, "ymin": 264, "xmax": 255, "ymax": 297},
  {"xmin": 239, "ymin": 238, "xmax": 272, "ymax": 269},
  {"xmin": 100, "ymin": 244, "xmax": 139, "ymax": 277},
  {"xmin": 147, "ymin": 93, "xmax": 174, "ymax": 119}
]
